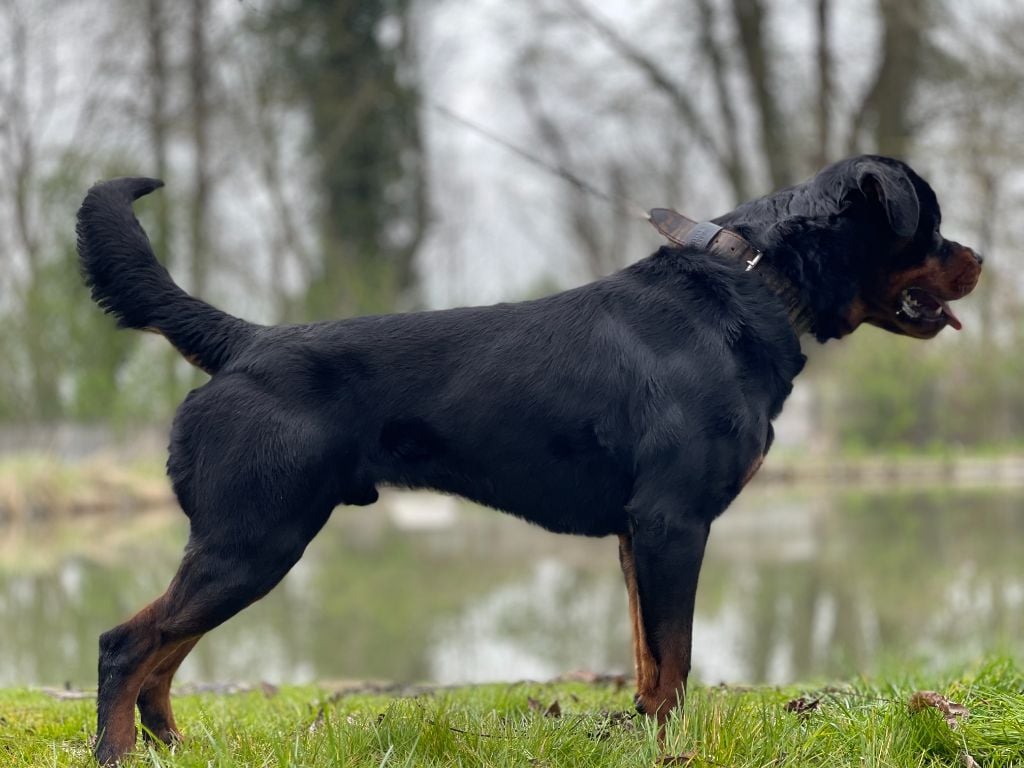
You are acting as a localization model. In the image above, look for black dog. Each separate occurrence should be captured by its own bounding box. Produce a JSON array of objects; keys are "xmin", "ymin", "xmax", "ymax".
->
[{"xmin": 77, "ymin": 155, "xmax": 981, "ymax": 764}]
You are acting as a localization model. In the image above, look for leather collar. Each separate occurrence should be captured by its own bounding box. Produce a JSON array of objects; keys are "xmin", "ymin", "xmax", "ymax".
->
[{"xmin": 648, "ymin": 208, "xmax": 813, "ymax": 337}]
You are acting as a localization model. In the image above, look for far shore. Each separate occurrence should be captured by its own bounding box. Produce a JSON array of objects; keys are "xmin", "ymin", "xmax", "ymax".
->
[
  {"xmin": 759, "ymin": 451, "xmax": 1024, "ymax": 488},
  {"xmin": 1, "ymin": 450, "xmax": 1022, "ymax": 526}
]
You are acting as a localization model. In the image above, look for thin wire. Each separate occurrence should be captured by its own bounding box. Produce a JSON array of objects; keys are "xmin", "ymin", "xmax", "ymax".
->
[{"xmin": 428, "ymin": 101, "xmax": 651, "ymax": 221}]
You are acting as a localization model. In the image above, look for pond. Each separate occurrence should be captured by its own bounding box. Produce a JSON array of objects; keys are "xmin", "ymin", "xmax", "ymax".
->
[{"xmin": 1, "ymin": 485, "xmax": 1021, "ymax": 688}]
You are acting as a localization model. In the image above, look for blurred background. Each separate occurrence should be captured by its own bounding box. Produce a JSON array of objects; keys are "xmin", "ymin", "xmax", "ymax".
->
[{"xmin": 0, "ymin": 0, "xmax": 1022, "ymax": 690}]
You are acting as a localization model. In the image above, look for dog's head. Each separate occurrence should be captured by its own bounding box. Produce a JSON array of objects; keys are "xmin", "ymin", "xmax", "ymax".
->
[
  {"xmin": 816, "ymin": 156, "xmax": 982, "ymax": 339},
  {"xmin": 723, "ymin": 155, "xmax": 983, "ymax": 341}
]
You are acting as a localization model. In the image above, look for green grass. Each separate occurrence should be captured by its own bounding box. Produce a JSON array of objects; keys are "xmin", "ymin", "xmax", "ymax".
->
[{"xmin": 2, "ymin": 659, "xmax": 1022, "ymax": 767}]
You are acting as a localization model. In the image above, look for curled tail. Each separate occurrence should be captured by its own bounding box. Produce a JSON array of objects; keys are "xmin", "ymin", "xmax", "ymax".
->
[{"xmin": 76, "ymin": 177, "xmax": 257, "ymax": 375}]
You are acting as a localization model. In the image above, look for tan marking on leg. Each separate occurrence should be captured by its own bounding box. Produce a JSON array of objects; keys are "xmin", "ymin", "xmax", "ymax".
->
[
  {"xmin": 137, "ymin": 636, "xmax": 201, "ymax": 744},
  {"xmin": 618, "ymin": 535, "xmax": 658, "ymax": 700},
  {"xmin": 97, "ymin": 597, "xmax": 173, "ymax": 764},
  {"xmin": 647, "ymin": 650, "xmax": 689, "ymax": 726}
]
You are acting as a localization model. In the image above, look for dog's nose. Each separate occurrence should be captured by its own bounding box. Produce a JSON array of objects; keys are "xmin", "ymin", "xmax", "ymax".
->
[{"xmin": 947, "ymin": 240, "xmax": 983, "ymax": 266}]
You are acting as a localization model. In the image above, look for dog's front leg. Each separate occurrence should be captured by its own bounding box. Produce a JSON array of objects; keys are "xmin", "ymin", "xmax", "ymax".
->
[{"xmin": 622, "ymin": 492, "xmax": 709, "ymax": 734}]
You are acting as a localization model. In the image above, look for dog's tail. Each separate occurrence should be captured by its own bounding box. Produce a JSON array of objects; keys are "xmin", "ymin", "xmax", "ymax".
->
[{"xmin": 76, "ymin": 177, "xmax": 257, "ymax": 375}]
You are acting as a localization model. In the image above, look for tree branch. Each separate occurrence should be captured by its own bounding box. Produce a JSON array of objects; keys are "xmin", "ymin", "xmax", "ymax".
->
[{"xmin": 560, "ymin": 0, "xmax": 747, "ymax": 199}]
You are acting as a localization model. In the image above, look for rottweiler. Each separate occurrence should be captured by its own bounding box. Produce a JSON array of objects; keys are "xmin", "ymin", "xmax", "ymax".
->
[{"xmin": 76, "ymin": 154, "xmax": 981, "ymax": 763}]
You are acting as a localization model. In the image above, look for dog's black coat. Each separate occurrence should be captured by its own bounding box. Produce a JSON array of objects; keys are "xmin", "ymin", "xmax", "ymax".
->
[
  {"xmin": 77, "ymin": 155, "xmax": 980, "ymax": 764},
  {"xmin": 82, "ymin": 181, "xmax": 810, "ymax": 537}
]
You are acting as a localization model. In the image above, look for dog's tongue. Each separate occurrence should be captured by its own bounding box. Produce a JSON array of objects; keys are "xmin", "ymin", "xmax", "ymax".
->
[{"xmin": 941, "ymin": 300, "xmax": 962, "ymax": 331}]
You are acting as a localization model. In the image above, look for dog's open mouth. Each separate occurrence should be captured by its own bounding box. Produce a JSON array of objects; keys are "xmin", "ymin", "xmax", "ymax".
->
[{"xmin": 897, "ymin": 287, "xmax": 962, "ymax": 330}]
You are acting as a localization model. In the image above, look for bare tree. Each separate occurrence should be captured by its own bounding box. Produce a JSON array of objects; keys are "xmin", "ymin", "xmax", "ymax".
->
[
  {"xmin": 251, "ymin": 0, "xmax": 430, "ymax": 318},
  {"xmin": 561, "ymin": 0, "xmax": 752, "ymax": 201},
  {"xmin": 814, "ymin": 0, "xmax": 832, "ymax": 168},
  {"xmin": 695, "ymin": 0, "xmax": 748, "ymax": 198},
  {"xmin": 145, "ymin": 0, "xmax": 183, "ymax": 403},
  {"xmin": 514, "ymin": 51, "xmax": 626, "ymax": 279},
  {"xmin": 146, "ymin": 0, "xmax": 171, "ymax": 251},
  {"xmin": 189, "ymin": 0, "xmax": 211, "ymax": 300},
  {"xmin": 0, "ymin": 1, "xmax": 56, "ymax": 416},
  {"xmin": 847, "ymin": 0, "xmax": 927, "ymax": 157},
  {"xmin": 731, "ymin": 0, "xmax": 792, "ymax": 187}
]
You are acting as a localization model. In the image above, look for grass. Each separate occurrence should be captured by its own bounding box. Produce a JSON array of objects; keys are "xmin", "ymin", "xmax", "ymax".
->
[{"xmin": 1, "ymin": 659, "xmax": 1022, "ymax": 767}]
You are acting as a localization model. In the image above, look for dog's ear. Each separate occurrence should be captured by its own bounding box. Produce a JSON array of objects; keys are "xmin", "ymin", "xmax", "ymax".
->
[{"xmin": 852, "ymin": 159, "xmax": 920, "ymax": 238}]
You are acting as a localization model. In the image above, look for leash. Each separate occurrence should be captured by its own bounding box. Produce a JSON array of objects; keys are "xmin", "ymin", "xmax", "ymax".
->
[
  {"xmin": 429, "ymin": 103, "xmax": 768, "ymax": 276},
  {"xmin": 429, "ymin": 101, "xmax": 651, "ymax": 221},
  {"xmin": 429, "ymin": 102, "xmax": 812, "ymax": 335},
  {"xmin": 430, "ymin": 103, "xmax": 753, "ymax": 260}
]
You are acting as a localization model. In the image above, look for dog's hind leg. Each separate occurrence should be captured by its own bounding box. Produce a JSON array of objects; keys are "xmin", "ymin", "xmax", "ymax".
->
[
  {"xmin": 624, "ymin": 489, "xmax": 710, "ymax": 733},
  {"xmin": 136, "ymin": 636, "xmax": 200, "ymax": 744},
  {"xmin": 95, "ymin": 508, "xmax": 329, "ymax": 765},
  {"xmin": 95, "ymin": 595, "xmax": 176, "ymax": 765}
]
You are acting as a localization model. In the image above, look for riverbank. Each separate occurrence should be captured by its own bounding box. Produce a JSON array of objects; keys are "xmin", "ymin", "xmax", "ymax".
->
[
  {"xmin": 760, "ymin": 451, "xmax": 1024, "ymax": 488},
  {"xmin": 1, "ymin": 658, "xmax": 1021, "ymax": 767},
  {"xmin": 3, "ymin": 451, "xmax": 1024, "ymax": 524},
  {"xmin": 0, "ymin": 454, "xmax": 168, "ymax": 524}
]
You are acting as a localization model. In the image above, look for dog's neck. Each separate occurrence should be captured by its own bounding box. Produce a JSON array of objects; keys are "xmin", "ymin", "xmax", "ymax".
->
[{"xmin": 648, "ymin": 209, "xmax": 814, "ymax": 337}]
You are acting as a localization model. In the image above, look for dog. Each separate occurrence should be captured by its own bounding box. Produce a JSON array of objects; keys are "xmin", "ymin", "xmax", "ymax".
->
[{"xmin": 76, "ymin": 154, "xmax": 981, "ymax": 764}]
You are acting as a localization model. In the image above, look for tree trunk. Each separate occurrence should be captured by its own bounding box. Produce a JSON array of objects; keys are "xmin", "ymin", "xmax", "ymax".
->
[
  {"xmin": 696, "ymin": 0, "xmax": 748, "ymax": 201},
  {"xmin": 848, "ymin": 0, "xmax": 926, "ymax": 157},
  {"xmin": 815, "ymin": 0, "xmax": 832, "ymax": 168},
  {"xmin": 146, "ymin": 0, "xmax": 180, "ymax": 405},
  {"xmin": 732, "ymin": 0, "xmax": 792, "ymax": 188},
  {"xmin": 263, "ymin": 0, "xmax": 427, "ymax": 318},
  {"xmin": 872, "ymin": 0, "xmax": 924, "ymax": 157},
  {"xmin": 189, "ymin": 0, "xmax": 210, "ymax": 300}
]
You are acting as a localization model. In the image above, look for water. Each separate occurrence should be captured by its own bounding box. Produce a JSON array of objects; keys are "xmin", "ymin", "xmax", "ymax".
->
[{"xmin": 1, "ymin": 486, "xmax": 1021, "ymax": 688}]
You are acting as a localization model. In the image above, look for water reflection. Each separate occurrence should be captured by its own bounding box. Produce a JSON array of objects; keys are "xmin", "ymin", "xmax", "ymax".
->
[{"xmin": 0, "ymin": 487, "xmax": 1021, "ymax": 687}]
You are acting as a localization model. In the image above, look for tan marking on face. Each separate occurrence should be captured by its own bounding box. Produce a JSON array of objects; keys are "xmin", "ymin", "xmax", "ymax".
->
[
  {"xmin": 840, "ymin": 240, "xmax": 982, "ymax": 339},
  {"xmin": 742, "ymin": 454, "xmax": 764, "ymax": 488}
]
